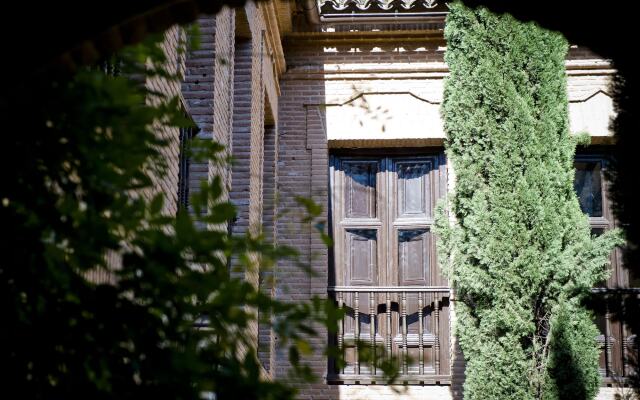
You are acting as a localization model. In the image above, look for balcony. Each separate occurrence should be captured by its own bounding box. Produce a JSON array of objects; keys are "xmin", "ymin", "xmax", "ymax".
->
[{"xmin": 328, "ymin": 286, "xmax": 451, "ymax": 384}]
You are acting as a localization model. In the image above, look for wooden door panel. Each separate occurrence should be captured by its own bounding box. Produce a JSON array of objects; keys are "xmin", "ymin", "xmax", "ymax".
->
[
  {"xmin": 345, "ymin": 229, "xmax": 378, "ymax": 286},
  {"xmin": 343, "ymin": 160, "xmax": 378, "ymax": 219},
  {"xmin": 343, "ymin": 229, "xmax": 379, "ymax": 352},
  {"xmin": 395, "ymin": 159, "xmax": 434, "ymax": 220},
  {"xmin": 398, "ymin": 229, "xmax": 431, "ymax": 286}
]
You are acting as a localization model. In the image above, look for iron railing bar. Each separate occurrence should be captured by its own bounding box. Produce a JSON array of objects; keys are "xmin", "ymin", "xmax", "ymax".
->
[
  {"xmin": 370, "ymin": 291, "xmax": 376, "ymax": 375},
  {"xmin": 402, "ymin": 291, "xmax": 408, "ymax": 375},
  {"xmin": 386, "ymin": 292, "xmax": 392, "ymax": 360},
  {"xmin": 434, "ymin": 295, "xmax": 441, "ymax": 375},
  {"xmin": 338, "ymin": 292, "xmax": 345, "ymax": 374},
  {"xmin": 355, "ymin": 292, "xmax": 360, "ymax": 375},
  {"xmin": 418, "ymin": 291, "xmax": 424, "ymax": 375}
]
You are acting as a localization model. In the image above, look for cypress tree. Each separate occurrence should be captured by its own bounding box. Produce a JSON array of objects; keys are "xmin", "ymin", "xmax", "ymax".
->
[{"xmin": 436, "ymin": 4, "xmax": 623, "ymax": 399}]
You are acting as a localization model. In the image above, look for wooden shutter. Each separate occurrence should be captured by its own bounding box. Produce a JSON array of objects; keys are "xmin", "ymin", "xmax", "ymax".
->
[{"xmin": 329, "ymin": 150, "xmax": 449, "ymax": 380}]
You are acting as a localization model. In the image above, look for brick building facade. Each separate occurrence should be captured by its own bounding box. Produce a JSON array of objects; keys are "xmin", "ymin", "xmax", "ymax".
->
[{"xmin": 151, "ymin": 1, "xmax": 632, "ymax": 398}]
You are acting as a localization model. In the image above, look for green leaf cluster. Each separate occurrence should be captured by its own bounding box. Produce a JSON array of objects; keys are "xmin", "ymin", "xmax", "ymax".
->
[
  {"xmin": 436, "ymin": 4, "xmax": 623, "ymax": 399},
  {"xmin": 0, "ymin": 34, "xmax": 343, "ymax": 399}
]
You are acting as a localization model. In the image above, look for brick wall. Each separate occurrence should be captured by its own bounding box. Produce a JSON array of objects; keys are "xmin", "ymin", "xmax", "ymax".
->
[{"xmin": 182, "ymin": 2, "xmax": 286, "ymax": 380}]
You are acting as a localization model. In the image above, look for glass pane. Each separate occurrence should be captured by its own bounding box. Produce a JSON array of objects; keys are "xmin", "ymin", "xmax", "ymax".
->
[{"xmin": 574, "ymin": 161, "xmax": 603, "ymax": 217}]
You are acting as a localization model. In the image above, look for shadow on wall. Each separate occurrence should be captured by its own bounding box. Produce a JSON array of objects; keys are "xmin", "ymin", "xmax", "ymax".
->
[
  {"xmin": 451, "ymin": 340, "xmax": 466, "ymax": 400},
  {"xmin": 545, "ymin": 306, "xmax": 601, "ymax": 399}
]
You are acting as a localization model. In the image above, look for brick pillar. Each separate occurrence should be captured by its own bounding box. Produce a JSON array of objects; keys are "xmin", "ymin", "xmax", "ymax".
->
[
  {"xmin": 182, "ymin": 16, "xmax": 217, "ymax": 215},
  {"xmin": 182, "ymin": 9, "xmax": 236, "ymax": 214},
  {"xmin": 230, "ymin": 38, "xmax": 254, "ymax": 239},
  {"xmin": 259, "ymin": 123, "xmax": 278, "ymax": 376},
  {"xmin": 144, "ymin": 25, "xmax": 186, "ymax": 217},
  {"xmin": 230, "ymin": 29, "xmax": 266, "ymax": 349},
  {"xmin": 275, "ymin": 78, "xmax": 316, "ymax": 382},
  {"xmin": 210, "ymin": 8, "xmax": 235, "ymax": 195}
]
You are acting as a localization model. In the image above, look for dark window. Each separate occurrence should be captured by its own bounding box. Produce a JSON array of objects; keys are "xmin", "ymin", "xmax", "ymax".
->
[
  {"xmin": 575, "ymin": 161, "xmax": 603, "ymax": 217},
  {"xmin": 177, "ymin": 125, "xmax": 197, "ymax": 212}
]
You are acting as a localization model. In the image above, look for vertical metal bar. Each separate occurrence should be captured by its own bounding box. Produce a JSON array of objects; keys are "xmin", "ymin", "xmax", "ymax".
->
[
  {"xmin": 370, "ymin": 291, "xmax": 376, "ymax": 375},
  {"xmin": 622, "ymin": 296, "xmax": 629, "ymax": 377},
  {"xmin": 338, "ymin": 292, "xmax": 344, "ymax": 374},
  {"xmin": 605, "ymin": 295, "xmax": 612, "ymax": 376},
  {"xmin": 386, "ymin": 292, "xmax": 392, "ymax": 360},
  {"xmin": 355, "ymin": 291, "xmax": 360, "ymax": 375},
  {"xmin": 434, "ymin": 295, "xmax": 441, "ymax": 375},
  {"xmin": 402, "ymin": 291, "xmax": 408, "ymax": 375},
  {"xmin": 418, "ymin": 291, "xmax": 424, "ymax": 375}
]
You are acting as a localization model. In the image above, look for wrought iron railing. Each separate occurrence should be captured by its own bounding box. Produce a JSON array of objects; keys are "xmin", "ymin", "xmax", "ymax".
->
[{"xmin": 328, "ymin": 286, "xmax": 451, "ymax": 384}]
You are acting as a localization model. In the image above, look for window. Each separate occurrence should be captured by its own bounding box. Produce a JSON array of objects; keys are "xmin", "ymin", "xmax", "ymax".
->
[
  {"xmin": 574, "ymin": 152, "xmax": 638, "ymax": 383},
  {"xmin": 328, "ymin": 150, "xmax": 450, "ymax": 384},
  {"xmin": 177, "ymin": 124, "xmax": 197, "ymax": 213}
]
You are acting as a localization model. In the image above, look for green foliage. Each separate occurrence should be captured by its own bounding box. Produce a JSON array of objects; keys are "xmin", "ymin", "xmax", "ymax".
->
[
  {"xmin": 0, "ymin": 34, "xmax": 342, "ymax": 399},
  {"xmin": 436, "ymin": 3, "xmax": 623, "ymax": 399}
]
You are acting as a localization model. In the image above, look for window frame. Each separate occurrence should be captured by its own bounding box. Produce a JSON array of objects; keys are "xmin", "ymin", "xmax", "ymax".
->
[{"xmin": 328, "ymin": 148, "xmax": 451, "ymax": 384}]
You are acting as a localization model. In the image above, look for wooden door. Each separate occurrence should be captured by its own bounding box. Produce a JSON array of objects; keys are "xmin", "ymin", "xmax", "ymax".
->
[
  {"xmin": 330, "ymin": 151, "xmax": 448, "ymax": 376},
  {"xmin": 574, "ymin": 153, "xmax": 635, "ymax": 381},
  {"xmin": 330, "ymin": 157, "xmax": 383, "ymax": 374},
  {"xmin": 389, "ymin": 157, "xmax": 443, "ymax": 373}
]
